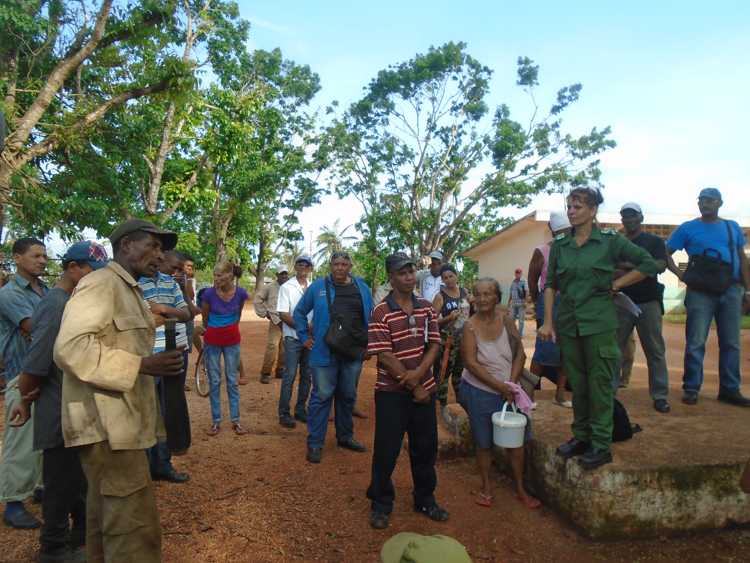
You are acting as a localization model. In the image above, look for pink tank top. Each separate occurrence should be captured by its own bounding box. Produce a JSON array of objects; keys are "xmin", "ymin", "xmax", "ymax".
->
[
  {"xmin": 536, "ymin": 243, "xmax": 551, "ymax": 289},
  {"xmin": 461, "ymin": 327, "xmax": 513, "ymax": 395}
]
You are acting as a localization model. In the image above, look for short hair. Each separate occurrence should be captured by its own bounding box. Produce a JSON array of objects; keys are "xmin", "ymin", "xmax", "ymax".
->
[
  {"xmin": 474, "ymin": 277, "xmax": 502, "ymax": 302},
  {"xmin": 330, "ymin": 251, "xmax": 351, "ymax": 263},
  {"xmin": 213, "ymin": 260, "xmax": 234, "ymax": 275},
  {"xmin": 181, "ymin": 253, "xmax": 195, "ymax": 263},
  {"xmin": 112, "ymin": 230, "xmax": 150, "ymax": 254},
  {"xmin": 440, "ymin": 264, "xmax": 457, "ymax": 276},
  {"xmin": 12, "ymin": 237, "xmax": 44, "ymax": 255},
  {"xmin": 567, "ymin": 187, "xmax": 604, "ymax": 208},
  {"xmin": 164, "ymin": 250, "xmax": 185, "ymax": 265}
]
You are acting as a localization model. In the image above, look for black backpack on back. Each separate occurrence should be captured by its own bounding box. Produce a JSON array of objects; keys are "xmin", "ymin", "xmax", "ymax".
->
[{"xmin": 612, "ymin": 398, "xmax": 641, "ymax": 442}]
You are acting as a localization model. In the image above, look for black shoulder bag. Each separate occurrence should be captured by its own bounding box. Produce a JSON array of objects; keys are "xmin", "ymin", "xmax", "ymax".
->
[
  {"xmin": 681, "ymin": 221, "xmax": 736, "ymax": 295},
  {"xmin": 324, "ymin": 277, "xmax": 367, "ymax": 361}
]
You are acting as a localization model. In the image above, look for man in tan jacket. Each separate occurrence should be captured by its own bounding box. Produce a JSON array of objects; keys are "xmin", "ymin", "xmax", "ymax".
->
[
  {"xmin": 54, "ymin": 219, "xmax": 185, "ymax": 563},
  {"xmin": 253, "ymin": 268, "xmax": 289, "ymax": 383}
]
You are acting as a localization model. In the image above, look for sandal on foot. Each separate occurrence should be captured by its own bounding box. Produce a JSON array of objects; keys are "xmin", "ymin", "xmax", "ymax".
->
[
  {"xmin": 475, "ymin": 492, "xmax": 493, "ymax": 508},
  {"xmin": 553, "ymin": 397, "xmax": 573, "ymax": 408},
  {"xmin": 516, "ymin": 493, "xmax": 541, "ymax": 509},
  {"xmin": 232, "ymin": 422, "xmax": 248, "ymax": 435},
  {"xmin": 206, "ymin": 423, "xmax": 220, "ymax": 436}
]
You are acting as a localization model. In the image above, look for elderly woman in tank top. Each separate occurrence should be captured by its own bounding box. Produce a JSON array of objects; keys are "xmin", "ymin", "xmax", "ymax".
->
[{"xmin": 459, "ymin": 278, "xmax": 540, "ymax": 509}]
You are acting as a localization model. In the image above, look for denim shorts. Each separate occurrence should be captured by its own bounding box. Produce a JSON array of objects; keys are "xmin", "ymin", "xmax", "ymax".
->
[
  {"xmin": 458, "ymin": 380, "xmax": 531, "ymax": 449},
  {"xmin": 532, "ymin": 293, "xmax": 561, "ymax": 367}
]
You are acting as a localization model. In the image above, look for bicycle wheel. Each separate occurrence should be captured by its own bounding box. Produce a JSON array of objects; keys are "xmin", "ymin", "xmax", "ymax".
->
[{"xmin": 194, "ymin": 349, "xmax": 210, "ymax": 397}]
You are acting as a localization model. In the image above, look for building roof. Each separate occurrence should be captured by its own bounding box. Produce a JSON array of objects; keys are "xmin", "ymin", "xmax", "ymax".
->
[{"xmin": 462, "ymin": 209, "xmax": 750, "ymax": 259}]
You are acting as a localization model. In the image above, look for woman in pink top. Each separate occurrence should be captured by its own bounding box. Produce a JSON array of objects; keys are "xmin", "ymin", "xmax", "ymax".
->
[
  {"xmin": 527, "ymin": 211, "xmax": 572, "ymax": 407},
  {"xmin": 459, "ymin": 278, "xmax": 540, "ymax": 510}
]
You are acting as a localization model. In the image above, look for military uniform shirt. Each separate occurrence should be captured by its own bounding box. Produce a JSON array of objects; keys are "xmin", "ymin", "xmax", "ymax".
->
[{"xmin": 545, "ymin": 227, "xmax": 659, "ymax": 338}]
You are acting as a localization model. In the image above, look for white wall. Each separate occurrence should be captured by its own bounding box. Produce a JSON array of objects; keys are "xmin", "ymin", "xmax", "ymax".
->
[{"xmin": 473, "ymin": 221, "xmax": 550, "ymax": 299}]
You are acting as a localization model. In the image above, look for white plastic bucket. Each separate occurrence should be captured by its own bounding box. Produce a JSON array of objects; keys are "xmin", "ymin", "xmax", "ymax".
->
[{"xmin": 492, "ymin": 402, "xmax": 527, "ymax": 448}]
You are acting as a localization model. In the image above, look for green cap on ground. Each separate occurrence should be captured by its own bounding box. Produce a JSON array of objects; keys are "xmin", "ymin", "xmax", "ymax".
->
[{"xmin": 380, "ymin": 532, "xmax": 472, "ymax": 563}]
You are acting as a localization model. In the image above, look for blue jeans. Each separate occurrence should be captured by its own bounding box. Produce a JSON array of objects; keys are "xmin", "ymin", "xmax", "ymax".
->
[
  {"xmin": 279, "ymin": 337, "xmax": 312, "ymax": 418},
  {"xmin": 683, "ymin": 284, "xmax": 743, "ymax": 395},
  {"xmin": 307, "ymin": 357, "xmax": 363, "ymax": 448},
  {"xmin": 204, "ymin": 344, "xmax": 241, "ymax": 424}
]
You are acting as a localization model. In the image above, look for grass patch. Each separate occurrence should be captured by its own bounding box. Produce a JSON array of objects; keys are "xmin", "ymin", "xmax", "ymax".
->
[{"xmin": 664, "ymin": 313, "xmax": 750, "ymax": 329}]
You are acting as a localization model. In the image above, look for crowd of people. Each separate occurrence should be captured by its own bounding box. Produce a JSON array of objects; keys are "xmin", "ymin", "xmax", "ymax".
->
[{"xmin": 0, "ymin": 185, "xmax": 748, "ymax": 561}]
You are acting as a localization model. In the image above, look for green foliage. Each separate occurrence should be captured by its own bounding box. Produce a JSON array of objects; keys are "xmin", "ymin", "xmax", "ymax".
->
[{"xmin": 326, "ymin": 42, "xmax": 615, "ymax": 266}]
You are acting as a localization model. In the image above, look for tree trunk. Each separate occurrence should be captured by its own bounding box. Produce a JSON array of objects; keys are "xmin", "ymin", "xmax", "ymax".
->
[{"xmin": 254, "ymin": 229, "xmax": 268, "ymax": 291}]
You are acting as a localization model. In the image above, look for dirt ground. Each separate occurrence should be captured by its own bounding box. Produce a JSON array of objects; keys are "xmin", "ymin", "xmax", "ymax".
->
[{"xmin": 1, "ymin": 316, "xmax": 749, "ymax": 562}]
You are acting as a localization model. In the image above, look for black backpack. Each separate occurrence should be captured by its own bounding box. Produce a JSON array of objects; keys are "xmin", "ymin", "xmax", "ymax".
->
[{"xmin": 612, "ymin": 398, "xmax": 641, "ymax": 442}]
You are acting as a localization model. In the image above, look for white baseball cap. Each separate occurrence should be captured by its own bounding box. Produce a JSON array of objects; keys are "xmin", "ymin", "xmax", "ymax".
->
[
  {"xmin": 549, "ymin": 211, "xmax": 571, "ymax": 233},
  {"xmin": 620, "ymin": 202, "xmax": 642, "ymax": 214}
]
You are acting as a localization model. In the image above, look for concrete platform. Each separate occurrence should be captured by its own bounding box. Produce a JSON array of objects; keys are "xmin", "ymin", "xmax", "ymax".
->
[{"xmin": 438, "ymin": 388, "xmax": 750, "ymax": 539}]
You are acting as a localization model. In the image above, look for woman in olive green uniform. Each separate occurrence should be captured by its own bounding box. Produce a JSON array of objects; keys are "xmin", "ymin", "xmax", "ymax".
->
[{"xmin": 539, "ymin": 188, "xmax": 658, "ymax": 470}]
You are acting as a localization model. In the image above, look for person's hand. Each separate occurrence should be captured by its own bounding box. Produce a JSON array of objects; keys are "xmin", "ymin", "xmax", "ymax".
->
[
  {"xmin": 150, "ymin": 303, "xmax": 169, "ymax": 316},
  {"xmin": 20, "ymin": 387, "xmax": 40, "ymax": 403},
  {"xmin": 140, "ymin": 348, "xmax": 185, "ymax": 377},
  {"xmin": 9, "ymin": 400, "xmax": 31, "ymax": 427},
  {"xmin": 303, "ymin": 338, "xmax": 314, "ymax": 350},
  {"xmin": 538, "ymin": 324, "xmax": 555, "ymax": 342},
  {"xmin": 401, "ymin": 369, "xmax": 422, "ymax": 389},
  {"xmin": 498, "ymin": 382, "xmax": 515, "ymax": 404},
  {"xmin": 151, "ymin": 313, "xmax": 165, "ymax": 328},
  {"xmin": 412, "ymin": 384, "xmax": 430, "ymax": 404},
  {"xmin": 449, "ymin": 310, "xmax": 460, "ymax": 322}
]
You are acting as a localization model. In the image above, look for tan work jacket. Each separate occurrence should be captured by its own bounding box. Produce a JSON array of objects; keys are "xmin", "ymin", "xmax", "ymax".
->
[
  {"xmin": 253, "ymin": 281, "xmax": 281, "ymax": 324},
  {"xmin": 55, "ymin": 261, "xmax": 161, "ymax": 451}
]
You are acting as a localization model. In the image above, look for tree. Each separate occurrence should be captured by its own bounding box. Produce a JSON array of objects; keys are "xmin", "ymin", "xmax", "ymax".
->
[
  {"xmin": 1, "ymin": 0, "xmax": 249, "ymax": 238},
  {"xmin": 0, "ymin": 0, "xmax": 191, "ymax": 211},
  {"xmin": 326, "ymin": 42, "xmax": 615, "ymax": 266},
  {"xmin": 199, "ymin": 47, "xmax": 324, "ymax": 284},
  {"xmin": 314, "ymin": 219, "xmax": 356, "ymax": 266}
]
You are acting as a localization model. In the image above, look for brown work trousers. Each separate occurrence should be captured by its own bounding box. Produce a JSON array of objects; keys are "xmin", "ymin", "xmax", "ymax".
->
[
  {"xmin": 261, "ymin": 321, "xmax": 285, "ymax": 376},
  {"xmin": 79, "ymin": 441, "xmax": 161, "ymax": 563}
]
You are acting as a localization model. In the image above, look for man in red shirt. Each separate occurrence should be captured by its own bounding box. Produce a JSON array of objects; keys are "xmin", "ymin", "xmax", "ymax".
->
[{"xmin": 366, "ymin": 252, "xmax": 449, "ymax": 530}]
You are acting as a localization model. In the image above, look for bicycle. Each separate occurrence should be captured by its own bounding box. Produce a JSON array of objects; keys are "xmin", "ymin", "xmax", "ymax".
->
[{"xmin": 193, "ymin": 348, "xmax": 210, "ymax": 397}]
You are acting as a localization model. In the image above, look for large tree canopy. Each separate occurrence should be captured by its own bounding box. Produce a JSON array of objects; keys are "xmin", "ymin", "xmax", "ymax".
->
[{"xmin": 326, "ymin": 42, "xmax": 615, "ymax": 267}]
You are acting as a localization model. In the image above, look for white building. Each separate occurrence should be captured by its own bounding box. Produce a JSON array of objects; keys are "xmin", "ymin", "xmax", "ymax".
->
[{"xmin": 461, "ymin": 210, "xmax": 750, "ymax": 312}]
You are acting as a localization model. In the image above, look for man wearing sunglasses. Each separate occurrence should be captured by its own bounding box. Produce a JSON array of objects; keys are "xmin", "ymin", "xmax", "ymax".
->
[{"xmin": 365, "ymin": 252, "xmax": 448, "ymax": 530}]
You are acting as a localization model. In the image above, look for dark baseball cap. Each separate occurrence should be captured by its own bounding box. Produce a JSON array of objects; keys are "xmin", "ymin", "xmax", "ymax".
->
[
  {"xmin": 295, "ymin": 255, "xmax": 313, "ymax": 266},
  {"xmin": 62, "ymin": 241, "xmax": 109, "ymax": 270},
  {"xmin": 109, "ymin": 219, "xmax": 177, "ymax": 251},
  {"xmin": 698, "ymin": 187, "xmax": 722, "ymax": 200},
  {"xmin": 385, "ymin": 252, "xmax": 416, "ymax": 273}
]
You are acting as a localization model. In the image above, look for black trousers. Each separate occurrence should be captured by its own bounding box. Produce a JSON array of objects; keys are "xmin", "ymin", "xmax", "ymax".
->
[
  {"xmin": 40, "ymin": 446, "xmax": 87, "ymax": 552},
  {"xmin": 366, "ymin": 391, "xmax": 438, "ymax": 514}
]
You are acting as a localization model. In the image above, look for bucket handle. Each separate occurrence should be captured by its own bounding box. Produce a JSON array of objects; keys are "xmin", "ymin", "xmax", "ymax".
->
[{"xmin": 499, "ymin": 400, "xmax": 518, "ymax": 423}]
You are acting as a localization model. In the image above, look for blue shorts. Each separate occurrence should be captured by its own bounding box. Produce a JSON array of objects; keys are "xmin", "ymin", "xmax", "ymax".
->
[
  {"xmin": 458, "ymin": 380, "xmax": 532, "ymax": 449},
  {"xmin": 532, "ymin": 293, "xmax": 562, "ymax": 367}
]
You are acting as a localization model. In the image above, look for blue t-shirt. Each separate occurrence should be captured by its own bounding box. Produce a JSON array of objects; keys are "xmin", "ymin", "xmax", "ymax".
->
[{"xmin": 667, "ymin": 219, "xmax": 746, "ymax": 280}]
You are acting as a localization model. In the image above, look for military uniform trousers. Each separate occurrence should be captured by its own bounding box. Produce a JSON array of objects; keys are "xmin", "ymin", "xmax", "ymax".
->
[
  {"xmin": 79, "ymin": 441, "xmax": 161, "ymax": 563},
  {"xmin": 559, "ymin": 330, "xmax": 620, "ymax": 451}
]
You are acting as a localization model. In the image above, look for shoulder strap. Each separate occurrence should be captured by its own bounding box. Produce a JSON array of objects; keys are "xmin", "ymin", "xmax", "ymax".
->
[
  {"xmin": 725, "ymin": 220, "xmax": 735, "ymax": 276},
  {"xmin": 324, "ymin": 276, "xmax": 333, "ymax": 315}
]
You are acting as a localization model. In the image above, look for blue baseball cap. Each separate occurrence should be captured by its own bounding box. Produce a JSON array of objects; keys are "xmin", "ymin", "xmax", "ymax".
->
[
  {"xmin": 62, "ymin": 241, "xmax": 109, "ymax": 270},
  {"xmin": 698, "ymin": 187, "xmax": 722, "ymax": 200}
]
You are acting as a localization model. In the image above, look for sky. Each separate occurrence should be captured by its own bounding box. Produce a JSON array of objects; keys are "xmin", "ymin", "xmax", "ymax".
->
[{"xmin": 237, "ymin": 0, "xmax": 750, "ymax": 254}]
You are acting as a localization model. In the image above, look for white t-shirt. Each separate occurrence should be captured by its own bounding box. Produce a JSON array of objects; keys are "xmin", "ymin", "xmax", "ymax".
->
[
  {"xmin": 277, "ymin": 277, "xmax": 312, "ymax": 339},
  {"xmin": 418, "ymin": 270, "xmax": 443, "ymax": 303}
]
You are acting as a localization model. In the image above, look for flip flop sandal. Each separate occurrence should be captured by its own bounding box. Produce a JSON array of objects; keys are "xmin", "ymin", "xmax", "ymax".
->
[
  {"xmin": 475, "ymin": 493, "xmax": 493, "ymax": 507},
  {"xmin": 516, "ymin": 494, "xmax": 541, "ymax": 510},
  {"xmin": 232, "ymin": 422, "xmax": 248, "ymax": 435},
  {"xmin": 206, "ymin": 424, "xmax": 220, "ymax": 436}
]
